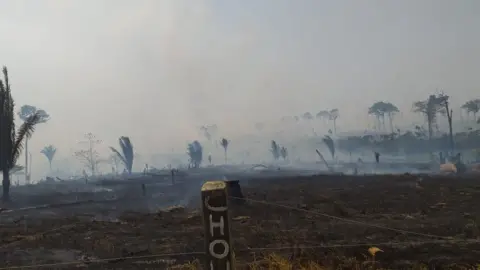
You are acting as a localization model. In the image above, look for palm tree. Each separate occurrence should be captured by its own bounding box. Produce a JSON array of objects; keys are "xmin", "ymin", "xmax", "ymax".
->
[
  {"xmin": 461, "ymin": 99, "xmax": 480, "ymax": 122},
  {"xmin": 413, "ymin": 94, "xmax": 446, "ymax": 141},
  {"xmin": 270, "ymin": 140, "xmax": 280, "ymax": 161},
  {"xmin": 300, "ymin": 112, "xmax": 314, "ymax": 135},
  {"xmin": 316, "ymin": 110, "xmax": 330, "ymax": 126},
  {"xmin": 436, "ymin": 93, "xmax": 454, "ymax": 154},
  {"xmin": 109, "ymin": 136, "xmax": 134, "ymax": 174},
  {"xmin": 187, "ymin": 140, "xmax": 203, "ymax": 168},
  {"xmin": 329, "ymin": 109, "xmax": 339, "ymax": 134},
  {"xmin": 368, "ymin": 102, "xmax": 399, "ymax": 132},
  {"xmin": 220, "ymin": 138, "xmax": 229, "ymax": 164},
  {"xmin": 302, "ymin": 112, "xmax": 313, "ymax": 120},
  {"xmin": 40, "ymin": 145, "xmax": 57, "ymax": 171},
  {"xmin": 384, "ymin": 102, "xmax": 400, "ymax": 133},
  {"xmin": 322, "ymin": 135, "xmax": 335, "ymax": 160},
  {"xmin": 0, "ymin": 66, "xmax": 42, "ymax": 201},
  {"xmin": 280, "ymin": 146, "xmax": 288, "ymax": 160},
  {"xmin": 18, "ymin": 104, "xmax": 49, "ymax": 183},
  {"xmin": 368, "ymin": 103, "xmax": 384, "ymax": 131}
]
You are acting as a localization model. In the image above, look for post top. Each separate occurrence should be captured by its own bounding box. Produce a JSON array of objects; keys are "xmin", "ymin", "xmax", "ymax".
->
[{"xmin": 201, "ymin": 181, "xmax": 227, "ymax": 191}]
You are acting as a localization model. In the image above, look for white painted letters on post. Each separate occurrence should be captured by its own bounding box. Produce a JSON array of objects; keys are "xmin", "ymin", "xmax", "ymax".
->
[
  {"xmin": 209, "ymin": 214, "xmax": 225, "ymax": 236},
  {"xmin": 205, "ymin": 196, "xmax": 228, "ymax": 212},
  {"xmin": 209, "ymin": 239, "xmax": 229, "ymax": 259},
  {"xmin": 203, "ymin": 187, "xmax": 233, "ymax": 270}
]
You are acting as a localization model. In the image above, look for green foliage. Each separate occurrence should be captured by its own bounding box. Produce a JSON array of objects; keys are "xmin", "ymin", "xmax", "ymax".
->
[
  {"xmin": 0, "ymin": 67, "xmax": 41, "ymax": 170},
  {"xmin": 0, "ymin": 66, "xmax": 42, "ymax": 200}
]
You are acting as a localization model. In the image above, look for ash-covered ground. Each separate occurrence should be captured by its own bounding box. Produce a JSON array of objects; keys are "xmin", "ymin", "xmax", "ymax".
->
[{"xmin": 1, "ymin": 166, "xmax": 479, "ymax": 269}]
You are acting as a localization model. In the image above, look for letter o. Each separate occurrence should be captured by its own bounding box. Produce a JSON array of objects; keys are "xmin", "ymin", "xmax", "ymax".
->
[{"xmin": 209, "ymin": 239, "xmax": 229, "ymax": 259}]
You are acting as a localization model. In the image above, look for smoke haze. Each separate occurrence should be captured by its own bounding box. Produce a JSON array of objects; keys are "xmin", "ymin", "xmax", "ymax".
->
[{"xmin": 1, "ymin": 0, "xmax": 479, "ymax": 177}]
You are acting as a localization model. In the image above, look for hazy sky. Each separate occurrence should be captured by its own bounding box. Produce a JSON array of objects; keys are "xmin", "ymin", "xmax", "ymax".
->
[{"xmin": 1, "ymin": 0, "xmax": 479, "ymax": 174}]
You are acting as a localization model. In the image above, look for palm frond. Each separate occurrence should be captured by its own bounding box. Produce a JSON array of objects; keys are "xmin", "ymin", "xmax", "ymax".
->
[
  {"xmin": 220, "ymin": 138, "xmax": 229, "ymax": 149},
  {"xmin": 412, "ymin": 101, "xmax": 427, "ymax": 113},
  {"xmin": 119, "ymin": 136, "xmax": 134, "ymax": 172},
  {"xmin": 40, "ymin": 145, "xmax": 57, "ymax": 162},
  {"xmin": 11, "ymin": 112, "xmax": 41, "ymax": 165},
  {"xmin": 10, "ymin": 165, "xmax": 24, "ymax": 174},
  {"xmin": 109, "ymin": 146, "xmax": 127, "ymax": 166},
  {"xmin": 322, "ymin": 135, "xmax": 335, "ymax": 159}
]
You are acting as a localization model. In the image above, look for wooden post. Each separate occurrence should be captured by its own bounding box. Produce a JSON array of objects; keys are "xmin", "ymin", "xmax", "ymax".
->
[{"xmin": 201, "ymin": 181, "xmax": 235, "ymax": 270}]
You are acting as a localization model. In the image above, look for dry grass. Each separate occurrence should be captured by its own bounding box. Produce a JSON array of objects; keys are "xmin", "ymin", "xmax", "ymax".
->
[{"xmin": 167, "ymin": 250, "xmax": 427, "ymax": 270}]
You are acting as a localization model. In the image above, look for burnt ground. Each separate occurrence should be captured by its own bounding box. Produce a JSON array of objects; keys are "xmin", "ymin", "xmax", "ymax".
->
[{"xmin": 1, "ymin": 174, "xmax": 480, "ymax": 269}]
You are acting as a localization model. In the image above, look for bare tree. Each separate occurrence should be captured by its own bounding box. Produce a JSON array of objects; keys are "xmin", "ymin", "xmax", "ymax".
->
[
  {"xmin": 74, "ymin": 133, "xmax": 102, "ymax": 175},
  {"xmin": 437, "ymin": 93, "xmax": 454, "ymax": 155},
  {"xmin": 110, "ymin": 153, "xmax": 121, "ymax": 174}
]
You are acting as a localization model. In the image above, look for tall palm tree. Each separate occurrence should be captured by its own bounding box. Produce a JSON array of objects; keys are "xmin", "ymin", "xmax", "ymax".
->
[
  {"xmin": 384, "ymin": 102, "xmax": 400, "ymax": 133},
  {"xmin": 368, "ymin": 103, "xmax": 384, "ymax": 131},
  {"xmin": 413, "ymin": 94, "xmax": 447, "ymax": 156},
  {"xmin": 40, "ymin": 145, "xmax": 57, "ymax": 171},
  {"xmin": 322, "ymin": 135, "xmax": 335, "ymax": 160},
  {"xmin": 18, "ymin": 104, "xmax": 49, "ymax": 183},
  {"xmin": 329, "ymin": 109, "xmax": 339, "ymax": 134},
  {"xmin": 436, "ymin": 94, "xmax": 454, "ymax": 154},
  {"xmin": 270, "ymin": 140, "xmax": 280, "ymax": 160},
  {"xmin": 368, "ymin": 101, "xmax": 399, "ymax": 132},
  {"xmin": 461, "ymin": 99, "xmax": 480, "ymax": 122},
  {"xmin": 220, "ymin": 138, "xmax": 229, "ymax": 164},
  {"xmin": 302, "ymin": 112, "xmax": 313, "ymax": 120},
  {"xmin": 187, "ymin": 140, "xmax": 203, "ymax": 168},
  {"xmin": 316, "ymin": 110, "xmax": 330, "ymax": 126},
  {"xmin": 109, "ymin": 136, "xmax": 134, "ymax": 174},
  {"xmin": 0, "ymin": 66, "xmax": 41, "ymax": 201}
]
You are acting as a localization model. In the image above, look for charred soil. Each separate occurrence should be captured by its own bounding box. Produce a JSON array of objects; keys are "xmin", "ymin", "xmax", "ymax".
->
[{"xmin": 1, "ymin": 174, "xmax": 480, "ymax": 269}]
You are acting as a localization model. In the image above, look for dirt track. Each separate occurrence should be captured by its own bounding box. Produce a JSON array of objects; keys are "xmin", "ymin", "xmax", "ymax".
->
[{"xmin": 1, "ymin": 174, "xmax": 480, "ymax": 269}]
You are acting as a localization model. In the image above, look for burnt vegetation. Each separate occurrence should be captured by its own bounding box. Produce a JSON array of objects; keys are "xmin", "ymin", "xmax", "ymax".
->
[{"xmin": 1, "ymin": 65, "xmax": 480, "ymax": 269}]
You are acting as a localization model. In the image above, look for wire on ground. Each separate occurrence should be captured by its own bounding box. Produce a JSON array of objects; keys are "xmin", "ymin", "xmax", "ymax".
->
[
  {"xmin": 230, "ymin": 196, "xmax": 454, "ymax": 240},
  {"xmin": 2, "ymin": 239, "xmax": 480, "ymax": 269}
]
